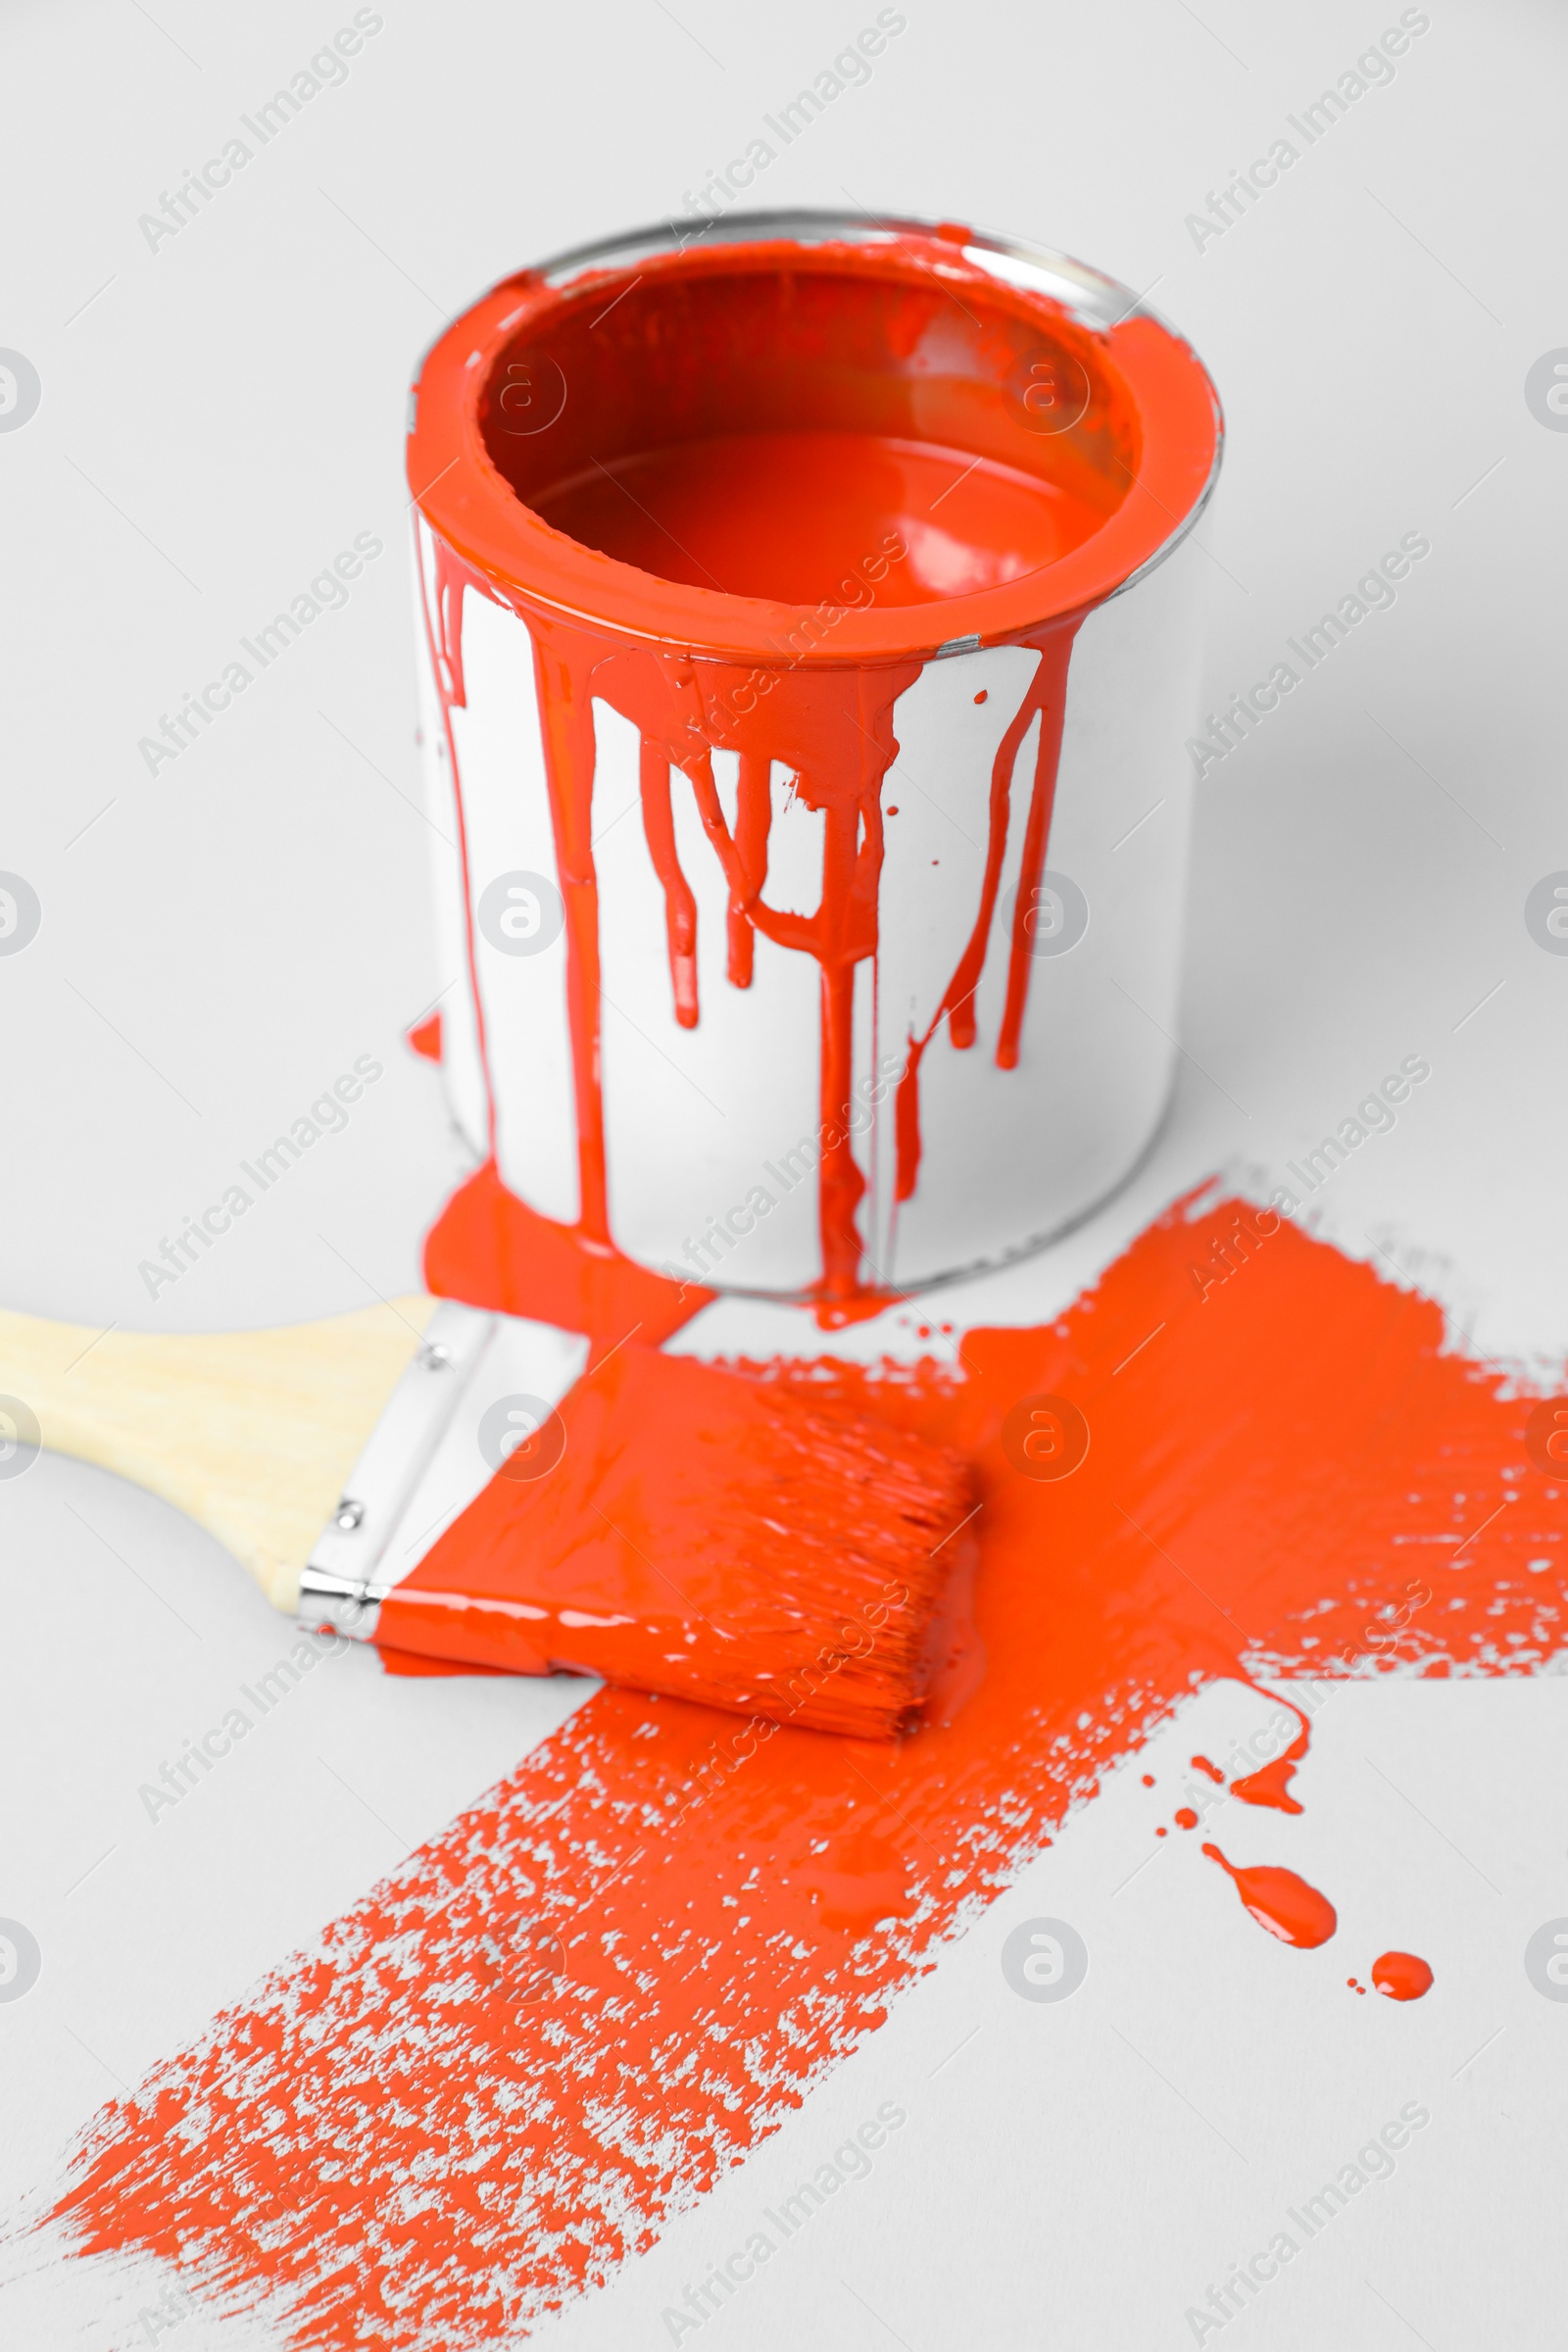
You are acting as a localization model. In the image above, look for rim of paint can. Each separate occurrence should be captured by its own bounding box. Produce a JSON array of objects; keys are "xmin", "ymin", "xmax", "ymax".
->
[{"xmin": 407, "ymin": 208, "xmax": 1223, "ymax": 665}]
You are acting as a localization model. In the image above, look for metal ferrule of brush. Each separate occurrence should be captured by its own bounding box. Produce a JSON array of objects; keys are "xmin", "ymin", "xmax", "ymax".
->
[{"xmin": 296, "ymin": 1299, "xmax": 588, "ymax": 1643}]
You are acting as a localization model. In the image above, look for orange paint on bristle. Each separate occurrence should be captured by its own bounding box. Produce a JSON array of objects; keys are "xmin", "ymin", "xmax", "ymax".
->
[{"xmin": 377, "ymin": 1344, "xmax": 975, "ymax": 1739}]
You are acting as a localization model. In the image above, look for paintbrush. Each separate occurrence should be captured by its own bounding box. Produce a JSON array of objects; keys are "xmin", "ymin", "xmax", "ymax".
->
[{"xmin": 0, "ymin": 1295, "xmax": 970, "ymax": 1738}]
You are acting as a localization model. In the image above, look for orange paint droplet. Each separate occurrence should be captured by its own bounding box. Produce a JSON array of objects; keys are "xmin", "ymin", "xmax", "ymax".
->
[
  {"xmin": 1371, "ymin": 1950, "xmax": 1433, "ymax": 2001},
  {"xmin": 1141, "ymin": 1773, "xmax": 1155, "ymax": 1788},
  {"xmin": 887, "ymin": 804, "xmax": 900, "ymax": 814},
  {"xmin": 1229, "ymin": 1757, "xmax": 1302, "ymax": 1812},
  {"xmin": 1229, "ymin": 1688, "xmax": 1311, "ymax": 1815},
  {"xmin": 1190, "ymin": 1754, "xmax": 1224, "ymax": 1784},
  {"xmin": 406, "ymin": 1008, "xmax": 444, "ymax": 1063},
  {"xmin": 1174, "ymin": 1806, "xmax": 1199, "ymax": 1830},
  {"xmin": 1202, "ymin": 1843, "xmax": 1337, "ymax": 1948},
  {"xmin": 973, "ymin": 688, "xmax": 989, "ymax": 704},
  {"xmin": 1155, "ymin": 1826, "xmax": 1167, "ymax": 1837}
]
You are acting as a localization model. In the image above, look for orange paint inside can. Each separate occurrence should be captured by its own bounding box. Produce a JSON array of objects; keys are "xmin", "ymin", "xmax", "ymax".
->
[
  {"xmin": 530, "ymin": 427, "xmax": 1109, "ymax": 607},
  {"xmin": 416, "ymin": 226, "xmax": 1217, "ymax": 655}
]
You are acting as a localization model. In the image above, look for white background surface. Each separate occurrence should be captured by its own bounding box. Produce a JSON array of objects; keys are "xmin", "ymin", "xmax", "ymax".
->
[{"xmin": 2, "ymin": 1, "xmax": 1566, "ymax": 2345}]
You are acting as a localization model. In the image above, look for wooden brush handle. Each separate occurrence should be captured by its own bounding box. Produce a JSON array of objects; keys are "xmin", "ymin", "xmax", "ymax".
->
[{"xmin": 0, "ymin": 1296, "xmax": 439, "ymax": 1612}]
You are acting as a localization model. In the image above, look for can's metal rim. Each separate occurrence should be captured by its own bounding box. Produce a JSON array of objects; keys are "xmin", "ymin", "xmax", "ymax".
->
[
  {"xmin": 533, "ymin": 209, "xmax": 1152, "ymax": 327},
  {"xmin": 408, "ymin": 208, "xmax": 1224, "ymax": 662}
]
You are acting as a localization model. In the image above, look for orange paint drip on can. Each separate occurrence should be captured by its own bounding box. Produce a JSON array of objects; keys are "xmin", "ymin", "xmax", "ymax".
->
[{"xmin": 406, "ymin": 212, "xmax": 1223, "ymax": 1318}]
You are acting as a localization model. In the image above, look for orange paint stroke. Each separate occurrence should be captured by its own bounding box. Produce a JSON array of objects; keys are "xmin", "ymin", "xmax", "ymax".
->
[{"xmin": 40, "ymin": 1195, "xmax": 1568, "ymax": 2347}]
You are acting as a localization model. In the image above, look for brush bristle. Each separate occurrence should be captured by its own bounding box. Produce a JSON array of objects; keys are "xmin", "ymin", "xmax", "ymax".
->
[
  {"xmin": 377, "ymin": 1346, "xmax": 976, "ymax": 1740},
  {"xmin": 641, "ymin": 1384, "xmax": 975, "ymax": 1738}
]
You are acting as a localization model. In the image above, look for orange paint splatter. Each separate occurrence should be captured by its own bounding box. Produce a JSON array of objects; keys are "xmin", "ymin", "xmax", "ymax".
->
[
  {"xmin": 1372, "ymin": 1950, "xmax": 1434, "ymax": 2001},
  {"xmin": 1202, "ymin": 1844, "xmax": 1338, "ymax": 1949},
  {"xmin": 43, "ymin": 1196, "xmax": 1565, "ymax": 2345},
  {"xmin": 404, "ymin": 1009, "xmax": 442, "ymax": 1062},
  {"xmin": 1229, "ymin": 1687, "xmax": 1310, "ymax": 1814}
]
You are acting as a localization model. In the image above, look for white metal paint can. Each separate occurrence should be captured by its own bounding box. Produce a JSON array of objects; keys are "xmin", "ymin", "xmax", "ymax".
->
[{"xmin": 407, "ymin": 211, "xmax": 1222, "ymax": 1312}]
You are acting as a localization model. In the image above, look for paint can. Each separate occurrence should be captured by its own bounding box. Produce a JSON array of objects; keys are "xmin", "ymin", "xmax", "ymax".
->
[{"xmin": 407, "ymin": 211, "xmax": 1222, "ymax": 1307}]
